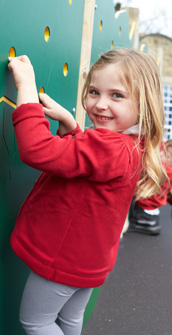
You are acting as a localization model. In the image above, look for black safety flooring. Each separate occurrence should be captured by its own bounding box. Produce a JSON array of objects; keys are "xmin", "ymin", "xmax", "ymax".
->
[{"xmin": 82, "ymin": 203, "xmax": 172, "ymax": 335}]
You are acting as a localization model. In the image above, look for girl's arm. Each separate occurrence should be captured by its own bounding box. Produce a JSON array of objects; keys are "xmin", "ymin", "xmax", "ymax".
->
[
  {"xmin": 8, "ymin": 56, "xmax": 77, "ymax": 135},
  {"xmin": 12, "ymin": 103, "xmax": 134, "ymax": 181},
  {"xmin": 39, "ymin": 93, "xmax": 77, "ymax": 136}
]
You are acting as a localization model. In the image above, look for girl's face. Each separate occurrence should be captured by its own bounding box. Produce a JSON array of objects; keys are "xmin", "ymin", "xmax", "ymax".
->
[{"xmin": 86, "ymin": 64, "xmax": 138, "ymax": 132}]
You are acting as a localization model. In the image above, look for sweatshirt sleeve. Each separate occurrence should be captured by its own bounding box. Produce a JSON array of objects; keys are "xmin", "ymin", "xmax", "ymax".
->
[
  {"xmin": 12, "ymin": 103, "xmax": 137, "ymax": 182},
  {"xmin": 165, "ymin": 165, "xmax": 172, "ymax": 189}
]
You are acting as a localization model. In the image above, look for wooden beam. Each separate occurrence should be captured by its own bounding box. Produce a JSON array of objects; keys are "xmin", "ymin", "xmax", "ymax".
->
[{"xmin": 75, "ymin": 0, "xmax": 95, "ymax": 130}]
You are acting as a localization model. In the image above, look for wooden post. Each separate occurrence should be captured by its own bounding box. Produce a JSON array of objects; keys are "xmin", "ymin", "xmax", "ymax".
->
[{"xmin": 75, "ymin": 0, "xmax": 95, "ymax": 130}]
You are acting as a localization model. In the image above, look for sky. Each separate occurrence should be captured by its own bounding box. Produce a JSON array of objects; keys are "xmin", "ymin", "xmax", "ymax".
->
[{"xmin": 117, "ymin": 0, "xmax": 172, "ymax": 37}]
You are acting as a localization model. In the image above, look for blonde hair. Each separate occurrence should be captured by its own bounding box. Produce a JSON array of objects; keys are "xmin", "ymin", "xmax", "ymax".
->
[{"xmin": 82, "ymin": 48, "xmax": 167, "ymax": 199}]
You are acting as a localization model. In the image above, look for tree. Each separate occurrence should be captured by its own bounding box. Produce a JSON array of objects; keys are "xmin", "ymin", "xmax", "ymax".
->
[{"xmin": 113, "ymin": 0, "xmax": 172, "ymax": 37}]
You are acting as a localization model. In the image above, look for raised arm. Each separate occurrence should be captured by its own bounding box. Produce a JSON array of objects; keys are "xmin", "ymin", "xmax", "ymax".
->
[{"xmin": 8, "ymin": 56, "xmax": 77, "ymax": 135}]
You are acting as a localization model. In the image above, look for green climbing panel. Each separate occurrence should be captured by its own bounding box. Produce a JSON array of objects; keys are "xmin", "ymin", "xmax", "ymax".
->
[{"xmin": 0, "ymin": 1, "xmax": 84, "ymax": 334}]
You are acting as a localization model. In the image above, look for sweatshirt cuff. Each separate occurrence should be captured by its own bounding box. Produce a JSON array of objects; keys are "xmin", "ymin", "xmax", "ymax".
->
[{"xmin": 56, "ymin": 123, "xmax": 82, "ymax": 137}]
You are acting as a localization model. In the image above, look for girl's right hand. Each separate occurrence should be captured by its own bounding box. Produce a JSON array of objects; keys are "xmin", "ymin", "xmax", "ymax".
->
[
  {"xmin": 8, "ymin": 55, "xmax": 35, "ymax": 91},
  {"xmin": 8, "ymin": 55, "xmax": 39, "ymax": 106}
]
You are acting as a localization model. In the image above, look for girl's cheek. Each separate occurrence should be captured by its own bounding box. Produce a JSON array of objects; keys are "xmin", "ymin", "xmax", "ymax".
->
[{"xmin": 85, "ymin": 101, "xmax": 92, "ymax": 113}]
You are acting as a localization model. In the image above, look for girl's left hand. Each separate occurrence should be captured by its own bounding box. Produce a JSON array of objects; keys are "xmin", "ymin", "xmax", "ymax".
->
[
  {"xmin": 39, "ymin": 93, "xmax": 74, "ymax": 123},
  {"xmin": 39, "ymin": 93, "xmax": 66, "ymax": 121},
  {"xmin": 39, "ymin": 93, "xmax": 77, "ymax": 135}
]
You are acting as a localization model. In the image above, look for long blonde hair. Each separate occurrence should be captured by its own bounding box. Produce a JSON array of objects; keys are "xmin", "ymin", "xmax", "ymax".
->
[{"xmin": 82, "ymin": 48, "xmax": 167, "ymax": 199}]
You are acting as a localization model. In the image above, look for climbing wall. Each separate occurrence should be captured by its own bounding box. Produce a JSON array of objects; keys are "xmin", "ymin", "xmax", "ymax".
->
[
  {"xmin": 0, "ymin": 1, "xmax": 84, "ymax": 334},
  {"xmin": 0, "ymin": 1, "xmax": 136, "ymax": 334}
]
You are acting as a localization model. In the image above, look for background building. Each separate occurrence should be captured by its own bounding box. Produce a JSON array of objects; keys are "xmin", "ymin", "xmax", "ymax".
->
[
  {"xmin": 123, "ymin": 6, "xmax": 172, "ymax": 139},
  {"xmin": 140, "ymin": 33, "xmax": 172, "ymax": 140}
]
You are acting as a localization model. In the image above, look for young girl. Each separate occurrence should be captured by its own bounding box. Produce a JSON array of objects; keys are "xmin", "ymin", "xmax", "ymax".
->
[
  {"xmin": 8, "ymin": 48, "xmax": 166, "ymax": 335},
  {"xmin": 129, "ymin": 139, "xmax": 172, "ymax": 235}
]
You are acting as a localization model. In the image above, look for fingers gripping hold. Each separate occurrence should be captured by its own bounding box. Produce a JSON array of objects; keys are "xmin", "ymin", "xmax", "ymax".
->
[{"xmin": 8, "ymin": 55, "xmax": 35, "ymax": 91}]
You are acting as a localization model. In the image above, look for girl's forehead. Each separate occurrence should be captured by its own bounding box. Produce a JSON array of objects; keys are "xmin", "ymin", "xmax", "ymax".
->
[
  {"xmin": 91, "ymin": 64, "xmax": 122, "ymax": 81},
  {"xmin": 90, "ymin": 64, "xmax": 129, "ymax": 92},
  {"xmin": 93, "ymin": 63, "xmax": 120, "ymax": 74}
]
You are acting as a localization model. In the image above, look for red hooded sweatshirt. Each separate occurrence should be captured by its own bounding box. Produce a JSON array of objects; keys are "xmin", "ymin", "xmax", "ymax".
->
[{"xmin": 11, "ymin": 103, "xmax": 143, "ymax": 288}]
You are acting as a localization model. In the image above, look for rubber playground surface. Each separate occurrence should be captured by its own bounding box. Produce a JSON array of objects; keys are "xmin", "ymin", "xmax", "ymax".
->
[{"xmin": 83, "ymin": 203, "xmax": 172, "ymax": 335}]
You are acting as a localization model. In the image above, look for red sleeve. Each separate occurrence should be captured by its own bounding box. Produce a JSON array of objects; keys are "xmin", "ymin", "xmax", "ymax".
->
[
  {"xmin": 12, "ymin": 103, "xmax": 138, "ymax": 182},
  {"xmin": 165, "ymin": 165, "xmax": 172, "ymax": 189}
]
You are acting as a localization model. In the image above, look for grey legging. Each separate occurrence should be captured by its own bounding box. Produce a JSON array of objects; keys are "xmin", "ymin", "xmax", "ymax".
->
[{"xmin": 19, "ymin": 271, "xmax": 93, "ymax": 335}]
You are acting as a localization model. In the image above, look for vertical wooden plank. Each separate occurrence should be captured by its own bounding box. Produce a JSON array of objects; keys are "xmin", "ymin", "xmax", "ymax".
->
[{"xmin": 75, "ymin": 0, "xmax": 95, "ymax": 130}]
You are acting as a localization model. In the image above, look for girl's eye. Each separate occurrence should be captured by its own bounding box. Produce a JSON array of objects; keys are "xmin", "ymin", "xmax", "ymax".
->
[
  {"xmin": 89, "ymin": 89, "xmax": 99, "ymax": 95},
  {"xmin": 112, "ymin": 92, "xmax": 123, "ymax": 98}
]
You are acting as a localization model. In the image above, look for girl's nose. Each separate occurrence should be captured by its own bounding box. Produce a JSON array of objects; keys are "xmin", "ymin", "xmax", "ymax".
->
[{"xmin": 95, "ymin": 96, "xmax": 108, "ymax": 110}]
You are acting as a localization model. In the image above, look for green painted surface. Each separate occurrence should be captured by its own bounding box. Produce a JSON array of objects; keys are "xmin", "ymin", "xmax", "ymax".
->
[
  {"xmin": 0, "ymin": 1, "xmax": 135, "ymax": 333},
  {"xmin": 83, "ymin": 286, "xmax": 101, "ymax": 327},
  {"xmin": 1, "ymin": 1, "xmax": 84, "ymax": 334}
]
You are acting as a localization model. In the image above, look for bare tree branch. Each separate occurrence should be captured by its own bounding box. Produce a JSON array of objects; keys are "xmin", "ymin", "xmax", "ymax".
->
[{"xmin": 113, "ymin": 1, "xmax": 172, "ymax": 36}]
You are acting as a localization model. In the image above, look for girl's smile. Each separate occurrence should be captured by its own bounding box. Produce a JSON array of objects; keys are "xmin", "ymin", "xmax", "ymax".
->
[
  {"xmin": 95, "ymin": 114, "xmax": 113, "ymax": 122},
  {"xmin": 86, "ymin": 64, "xmax": 138, "ymax": 132}
]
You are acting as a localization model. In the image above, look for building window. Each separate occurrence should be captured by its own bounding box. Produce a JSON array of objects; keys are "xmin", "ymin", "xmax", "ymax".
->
[{"xmin": 163, "ymin": 84, "xmax": 172, "ymax": 140}]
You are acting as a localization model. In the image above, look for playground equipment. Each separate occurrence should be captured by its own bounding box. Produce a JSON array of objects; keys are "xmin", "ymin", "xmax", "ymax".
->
[{"xmin": 0, "ymin": 1, "xmax": 137, "ymax": 333}]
